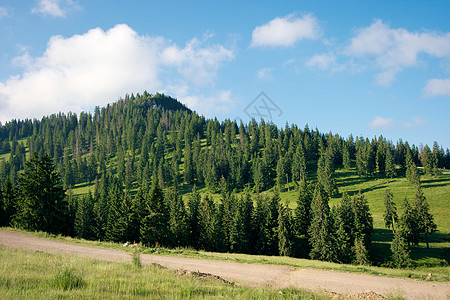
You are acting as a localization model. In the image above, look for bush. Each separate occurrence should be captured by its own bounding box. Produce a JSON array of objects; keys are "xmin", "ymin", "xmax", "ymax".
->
[{"xmin": 53, "ymin": 267, "xmax": 86, "ymax": 290}]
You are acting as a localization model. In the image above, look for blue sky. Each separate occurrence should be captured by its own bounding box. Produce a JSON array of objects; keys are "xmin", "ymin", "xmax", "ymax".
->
[{"xmin": 0, "ymin": 0, "xmax": 449, "ymax": 148}]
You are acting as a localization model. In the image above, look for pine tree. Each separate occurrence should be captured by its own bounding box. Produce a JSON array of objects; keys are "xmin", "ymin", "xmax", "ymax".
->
[
  {"xmin": 198, "ymin": 195, "xmax": 219, "ymax": 251},
  {"xmin": 353, "ymin": 234, "xmax": 370, "ymax": 265},
  {"xmin": 413, "ymin": 188, "xmax": 437, "ymax": 249},
  {"xmin": 352, "ymin": 191, "xmax": 373, "ymax": 248},
  {"xmin": 294, "ymin": 179, "xmax": 312, "ymax": 237},
  {"xmin": 13, "ymin": 153, "xmax": 67, "ymax": 234},
  {"xmin": 0, "ymin": 180, "xmax": 15, "ymax": 227},
  {"xmin": 74, "ymin": 191, "xmax": 96, "ymax": 240},
  {"xmin": 291, "ymin": 142, "xmax": 307, "ymax": 182},
  {"xmin": 105, "ymin": 185, "xmax": 128, "ymax": 242},
  {"xmin": 317, "ymin": 149, "xmax": 338, "ymax": 197},
  {"xmin": 187, "ymin": 185, "xmax": 201, "ymax": 248},
  {"xmin": 383, "ymin": 188, "xmax": 398, "ymax": 234},
  {"xmin": 278, "ymin": 202, "xmax": 293, "ymax": 256},
  {"xmin": 391, "ymin": 231, "xmax": 411, "ymax": 268},
  {"xmin": 167, "ymin": 188, "xmax": 189, "ymax": 247},
  {"xmin": 140, "ymin": 180, "xmax": 170, "ymax": 247},
  {"xmin": 384, "ymin": 147, "xmax": 395, "ymax": 178},
  {"xmin": 308, "ymin": 183, "xmax": 337, "ymax": 262}
]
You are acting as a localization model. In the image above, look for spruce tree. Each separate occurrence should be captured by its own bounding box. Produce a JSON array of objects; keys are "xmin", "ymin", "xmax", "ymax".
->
[
  {"xmin": 352, "ymin": 191, "xmax": 373, "ymax": 248},
  {"xmin": 384, "ymin": 147, "xmax": 395, "ymax": 178},
  {"xmin": 308, "ymin": 183, "xmax": 337, "ymax": 262},
  {"xmin": 383, "ymin": 188, "xmax": 398, "ymax": 234},
  {"xmin": 140, "ymin": 180, "xmax": 170, "ymax": 247},
  {"xmin": 0, "ymin": 180, "xmax": 15, "ymax": 227},
  {"xmin": 353, "ymin": 234, "xmax": 370, "ymax": 265},
  {"xmin": 187, "ymin": 185, "xmax": 201, "ymax": 248},
  {"xmin": 74, "ymin": 191, "xmax": 96, "ymax": 240},
  {"xmin": 278, "ymin": 202, "xmax": 293, "ymax": 256},
  {"xmin": 13, "ymin": 153, "xmax": 67, "ymax": 234},
  {"xmin": 167, "ymin": 188, "xmax": 189, "ymax": 247},
  {"xmin": 413, "ymin": 188, "xmax": 437, "ymax": 249},
  {"xmin": 391, "ymin": 231, "xmax": 411, "ymax": 268},
  {"xmin": 294, "ymin": 179, "xmax": 312, "ymax": 237}
]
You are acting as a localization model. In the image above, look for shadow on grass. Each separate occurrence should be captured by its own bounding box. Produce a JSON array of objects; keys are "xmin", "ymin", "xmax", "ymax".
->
[{"xmin": 371, "ymin": 229, "xmax": 450, "ymax": 268}]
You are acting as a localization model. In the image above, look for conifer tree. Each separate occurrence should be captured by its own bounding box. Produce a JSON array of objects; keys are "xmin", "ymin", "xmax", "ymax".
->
[
  {"xmin": 198, "ymin": 195, "xmax": 220, "ymax": 251},
  {"xmin": 74, "ymin": 191, "xmax": 96, "ymax": 240},
  {"xmin": 383, "ymin": 188, "xmax": 398, "ymax": 234},
  {"xmin": 317, "ymin": 149, "xmax": 338, "ymax": 197},
  {"xmin": 391, "ymin": 231, "xmax": 411, "ymax": 268},
  {"xmin": 294, "ymin": 179, "xmax": 312, "ymax": 237},
  {"xmin": 0, "ymin": 180, "xmax": 15, "ymax": 226},
  {"xmin": 278, "ymin": 202, "xmax": 293, "ymax": 256},
  {"xmin": 13, "ymin": 153, "xmax": 67, "ymax": 235},
  {"xmin": 353, "ymin": 234, "xmax": 370, "ymax": 265},
  {"xmin": 384, "ymin": 147, "xmax": 395, "ymax": 178},
  {"xmin": 187, "ymin": 185, "xmax": 201, "ymax": 248},
  {"xmin": 167, "ymin": 188, "xmax": 189, "ymax": 247},
  {"xmin": 413, "ymin": 188, "xmax": 437, "ymax": 249},
  {"xmin": 352, "ymin": 191, "xmax": 373, "ymax": 248},
  {"xmin": 140, "ymin": 180, "xmax": 170, "ymax": 247},
  {"xmin": 291, "ymin": 142, "xmax": 307, "ymax": 182},
  {"xmin": 308, "ymin": 183, "xmax": 337, "ymax": 262}
]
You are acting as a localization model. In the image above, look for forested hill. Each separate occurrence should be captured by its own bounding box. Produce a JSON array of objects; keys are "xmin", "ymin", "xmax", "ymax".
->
[
  {"xmin": 1, "ymin": 91, "xmax": 450, "ymax": 269},
  {"xmin": 0, "ymin": 90, "xmax": 449, "ymax": 194}
]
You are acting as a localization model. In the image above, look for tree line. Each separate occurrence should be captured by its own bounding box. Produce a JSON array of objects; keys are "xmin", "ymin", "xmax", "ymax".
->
[
  {"xmin": 1, "ymin": 93, "xmax": 449, "ymax": 196},
  {"xmin": 0, "ymin": 152, "xmax": 436, "ymax": 267}
]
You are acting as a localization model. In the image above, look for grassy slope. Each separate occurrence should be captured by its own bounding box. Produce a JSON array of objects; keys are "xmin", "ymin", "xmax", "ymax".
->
[{"xmin": 0, "ymin": 243, "xmax": 326, "ymax": 299}]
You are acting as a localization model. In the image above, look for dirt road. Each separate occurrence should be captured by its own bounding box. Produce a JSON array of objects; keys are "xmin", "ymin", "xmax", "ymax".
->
[{"xmin": 1, "ymin": 230, "xmax": 449, "ymax": 299}]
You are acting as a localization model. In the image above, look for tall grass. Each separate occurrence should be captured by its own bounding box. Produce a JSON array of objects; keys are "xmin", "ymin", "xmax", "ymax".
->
[{"xmin": 52, "ymin": 267, "xmax": 86, "ymax": 290}]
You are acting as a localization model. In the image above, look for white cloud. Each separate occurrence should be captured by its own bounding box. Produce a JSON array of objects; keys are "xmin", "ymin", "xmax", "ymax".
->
[
  {"xmin": 345, "ymin": 19, "xmax": 450, "ymax": 85},
  {"xmin": 0, "ymin": 7, "xmax": 8, "ymax": 18},
  {"xmin": 256, "ymin": 67, "xmax": 274, "ymax": 80},
  {"xmin": 177, "ymin": 90, "xmax": 235, "ymax": 115},
  {"xmin": 402, "ymin": 117, "xmax": 426, "ymax": 128},
  {"xmin": 0, "ymin": 24, "xmax": 234, "ymax": 122},
  {"xmin": 31, "ymin": 0, "xmax": 78, "ymax": 17},
  {"xmin": 161, "ymin": 37, "xmax": 233, "ymax": 86},
  {"xmin": 423, "ymin": 78, "xmax": 450, "ymax": 97},
  {"xmin": 369, "ymin": 116, "xmax": 394, "ymax": 130},
  {"xmin": 306, "ymin": 52, "xmax": 344, "ymax": 72},
  {"xmin": 251, "ymin": 13, "xmax": 321, "ymax": 47}
]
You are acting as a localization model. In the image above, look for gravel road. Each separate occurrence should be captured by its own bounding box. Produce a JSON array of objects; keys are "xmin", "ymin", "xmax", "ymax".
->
[{"xmin": 1, "ymin": 230, "xmax": 449, "ymax": 299}]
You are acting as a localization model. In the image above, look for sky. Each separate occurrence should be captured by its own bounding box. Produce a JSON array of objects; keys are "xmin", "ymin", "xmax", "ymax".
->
[{"xmin": 0, "ymin": 0, "xmax": 449, "ymax": 149}]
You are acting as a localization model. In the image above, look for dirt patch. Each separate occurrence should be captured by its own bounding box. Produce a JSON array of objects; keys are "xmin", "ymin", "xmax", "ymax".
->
[{"xmin": 1, "ymin": 230, "xmax": 449, "ymax": 300}]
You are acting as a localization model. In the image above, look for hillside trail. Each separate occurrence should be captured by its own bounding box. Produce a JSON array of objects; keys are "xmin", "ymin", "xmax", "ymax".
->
[{"xmin": 1, "ymin": 230, "xmax": 449, "ymax": 299}]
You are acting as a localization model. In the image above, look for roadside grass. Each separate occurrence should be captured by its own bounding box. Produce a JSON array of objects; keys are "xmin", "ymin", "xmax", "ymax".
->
[
  {"xmin": 0, "ymin": 245, "xmax": 327, "ymax": 299},
  {"xmin": 2, "ymin": 227, "xmax": 448, "ymax": 283}
]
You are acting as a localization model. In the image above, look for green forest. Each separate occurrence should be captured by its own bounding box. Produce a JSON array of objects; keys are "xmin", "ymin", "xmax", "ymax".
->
[{"xmin": 0, "ymin": 92, "xmax": 449, "ymax": 269}]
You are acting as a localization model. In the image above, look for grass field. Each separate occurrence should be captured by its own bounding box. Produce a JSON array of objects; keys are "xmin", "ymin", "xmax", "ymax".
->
[{"xmin": 0, "ymin": 242, "xmax": 327, "ymax": 299}]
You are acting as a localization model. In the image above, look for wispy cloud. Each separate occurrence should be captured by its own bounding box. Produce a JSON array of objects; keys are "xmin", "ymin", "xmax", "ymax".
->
[
  {"xmin": 369, "ymin": 116, "xmax": 394, "ymax": 130},
  {"xmin": 423, "ymin": 78, "xmax": 450, "ymax": 97},
  {"xmin": 0, "ymin": 24, "xmax": 234, "ymax": 121},
  {"xmin": 0, "ymin": 6, "xmax": 8, "ymax": 18},
  {"xmin": 345, "ymin": 19, "xmax": 450, "ymax": 86},
  {"xmin": 31, "ymin": 0, "xmax": 79, "ymax": 18},
  {"xmin": 402, "ymin": 117, "xmax": 427, "ymax": 128},
  {"xmin": 306, "ymin": 52, "xmax": 343, "ymax": 72},
  {"xmin": 251, "ymin": 13, "xmax": 321, "ymax": 47},
  {"xmin": 256, "ymin": 67, "xmax": 274, "ymax": 80}
]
